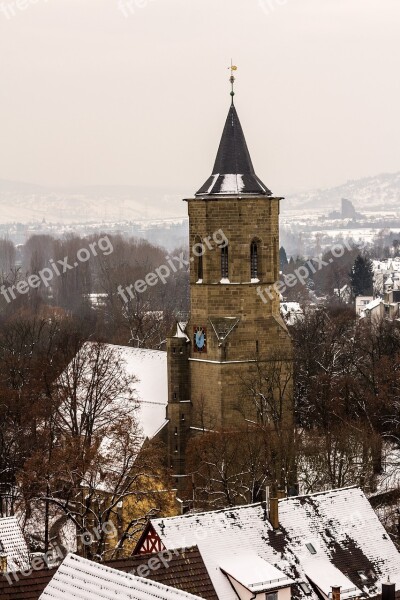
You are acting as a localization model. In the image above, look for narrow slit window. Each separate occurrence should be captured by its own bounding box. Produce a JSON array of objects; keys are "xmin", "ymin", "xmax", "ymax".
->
[
  {"xmin": 251, "ymin": 241, "xmax": 259, "ymax": 279},
  {"xmin": 221, "ymin": 246, "xmax": 229, "ymax": 279},
  {"xmin": 198, "ymin": 252, "xmax": 203, "ymax": 280}
]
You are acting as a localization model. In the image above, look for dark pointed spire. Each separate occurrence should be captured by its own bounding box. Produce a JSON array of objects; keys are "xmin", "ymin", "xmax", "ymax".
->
[{"xmin": 195, "ymin": 103, "xmax": 272, "ymax": 197}]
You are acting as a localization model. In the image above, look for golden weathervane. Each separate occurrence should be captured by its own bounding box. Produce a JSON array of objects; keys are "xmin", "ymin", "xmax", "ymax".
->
[{"xmin": 228, "ymin": 61, "xmax": 238, "ymax": 100}]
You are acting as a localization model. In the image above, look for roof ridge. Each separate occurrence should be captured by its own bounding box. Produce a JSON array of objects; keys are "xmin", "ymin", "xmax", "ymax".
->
[
  {"xmin": 279, "ymin": 485, "xmax": 359, "ymax": 502},
  {"xmin": 153, "ymin": 503, "xmax": 263, "ymax": 523}
]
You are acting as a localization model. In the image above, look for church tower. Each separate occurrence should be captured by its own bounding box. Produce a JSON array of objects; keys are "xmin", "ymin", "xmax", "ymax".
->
[{"xmin": 166, "ymin": 74, "xmax": 293, "ymax": 491}]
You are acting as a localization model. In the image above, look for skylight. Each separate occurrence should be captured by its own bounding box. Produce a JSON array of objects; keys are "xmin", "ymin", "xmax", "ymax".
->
[
  {"xmin": 299, "ymin": 582, "xmax": 312, "ymax": 595},
  {"xmin": 305, "ymin": 543, "xmax": 317, "ymax": 555}
]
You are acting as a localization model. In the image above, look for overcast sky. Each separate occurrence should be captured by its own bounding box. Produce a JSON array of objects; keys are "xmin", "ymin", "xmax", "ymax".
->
[{"xmin": 0, "ymin": 0, "xmax": 399, "ymax": 196}]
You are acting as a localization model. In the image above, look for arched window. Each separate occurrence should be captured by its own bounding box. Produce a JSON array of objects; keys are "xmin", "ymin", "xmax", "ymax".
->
[
  {"xmin": 251, "ymin": 240, "xmax": 259, "ymax": 279},
  {"xmin": 221, "ymin": 246, "xmax": 229, "ymax": 279}
]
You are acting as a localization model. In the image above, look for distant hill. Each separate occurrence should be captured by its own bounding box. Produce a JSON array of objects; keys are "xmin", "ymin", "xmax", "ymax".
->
[
  {"xmin": 285, "ymin": 172, "xmax": 400, "ymax": 212},
  {"xmin": 1, "ymin": 172, "xmax": 400, "ymax": 224},
  {"xmin": 0, "ymin": 181, "xmax": 188, "ymax": 223}
]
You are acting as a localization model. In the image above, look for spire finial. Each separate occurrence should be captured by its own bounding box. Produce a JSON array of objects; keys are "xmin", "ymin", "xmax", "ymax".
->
[{"xmin": 228, "ymin": 60, "xmax": 238, "ymax": 103}]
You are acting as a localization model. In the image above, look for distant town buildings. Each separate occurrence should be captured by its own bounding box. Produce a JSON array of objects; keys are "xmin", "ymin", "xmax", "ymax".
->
[
  {"xmin": 328, "ymin": 198, "xmax": 364, "ymax": 220},
  {"xmin": 355, "ymin": 258, "xmax": 400, "ymax": 322}
]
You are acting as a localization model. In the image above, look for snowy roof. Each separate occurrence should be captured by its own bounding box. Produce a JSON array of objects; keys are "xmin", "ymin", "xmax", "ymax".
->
[
  {"xmin": 280, "ymin": 302, "xmax": 304, "ymax": 326},
  {"xmin": 363, "ymin": 298, "xmax": 383, "ymax": 312},
  {"xmin": 0, "ymin": 546, "xmax": 218, "ymax": 600},
  {"xmin": 195, "ymin": 104, "xmax": 272, "ymax": 197},
  {"xmin": 220, "ymin": 554, "xmax": 294, "ymax": 592},
  {"xmin": 302, "ymin": 559, "xmax": 360, "ymax": 600},
  {"xmin": 39, "ymin": 553, "xmax": 205, "ymax": 600},
  {"xmin": 145, "ymin": 488, "xmax": 400, "ymax": 600},
  {"xmin": 66, "ymin": 343, "xmax": 167, "ymax": 439},
  {"xmin": 174, "ymin": 322, "xmax": 189, "ymax": 341},
  {"xmin": 0, "ymin": 516, "xmax": 30, "ymax": 573},
  {"xmin": 373, "ymin": 259, "xmax": 400, "ymax": 273},
  {"xmin": 110, "ymin": 345, "xmax": 168, "ymax": 438}
]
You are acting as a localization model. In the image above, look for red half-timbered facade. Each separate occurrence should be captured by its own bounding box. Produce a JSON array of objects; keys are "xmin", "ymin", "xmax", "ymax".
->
[{"xmin": 135, "ymin": 523, "xmax": 165, "ymax": 555}]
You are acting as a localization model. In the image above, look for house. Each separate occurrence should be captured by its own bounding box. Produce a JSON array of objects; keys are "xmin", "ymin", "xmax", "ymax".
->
[
  {"xmin": 38, "ymin": 552, "xmax": 207, "ymax": 600},
  {"xmin": 373, "ymin": 259, "xmax": 400, "ymax": 295},
  {"xmin": 355, "ymin": 296, "xmax": 374, "ymax": 316},
  {"xmin": 359, "ymin": 297, "xmax": 384, "ymax": 321},
  {"xmin": 134, "ymin": 487, "xmax": 400, "ymax": 600},
  {"xmin": 0, "ymin": 516, "xmax": 30, "ymax": 574},
  {"xmin": 0, "ymin": 546, "xmax": 217, "ymax": 600},
  {"xmin": 359, "ymin": 295, "xmax": 400, "ymax": 322},
  {"xmin": 34, "ymin": 342, "xmax": 171, "ymax": 557},
  {"xmin": 64, "ymin": 342, "xmax": 168, "ymax": 440}
]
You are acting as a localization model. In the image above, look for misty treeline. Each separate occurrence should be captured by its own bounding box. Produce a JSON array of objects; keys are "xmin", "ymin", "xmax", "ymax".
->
[
  {"xmin": 0, "ymin": 233, "xmax": 185, "ymax": 557},
  {"xmin": 281, "ymin": 227, "xmax": 400, "ymax": 266},
  {"xmin": 0, "ymin": 315, "xmax": 174, "ymax": 558},
  {"xmin": 186, "ymin": 307, "xmax": 400, "ymax": 541},
  {"xmin": 279, "ymin": 243, "xmax": 377, "ymax": 302},
  {"xmin": 0, "ymin": 233, "xmax": 189, "ymax": 349}
]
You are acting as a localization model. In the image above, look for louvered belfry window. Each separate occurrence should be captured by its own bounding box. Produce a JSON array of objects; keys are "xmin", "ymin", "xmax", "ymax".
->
[
  {"xmin": 251, "ymin": 240, "xmax": 258, "ymax": 279},
  {"xmin": 221, "ymin": 246, "xmax": 229, "ymax": 279}
]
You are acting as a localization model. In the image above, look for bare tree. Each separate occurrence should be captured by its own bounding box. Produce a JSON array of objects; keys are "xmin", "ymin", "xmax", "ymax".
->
[
  {"xmin": 20, "ymin": 341, "xmax": 173, "ymax": 559},
  {"xmin": 0, "ymin": 238, "xmax": 16, "ymax": 275}
]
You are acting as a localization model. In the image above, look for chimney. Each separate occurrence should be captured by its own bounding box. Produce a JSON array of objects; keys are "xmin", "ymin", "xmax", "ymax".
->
[
  {"xmin": 382, "ymin": 578, "xmax": 396, "ymax": 600},
  {"xmin": 277, "ymin": 489, "xmax": 286, "ymax": 499},
  {"xmin": 269, "ymin": 497, "xmax": 279, "ymax": 529},
  {"xmin": 331, "ymin": 586, "xmax": 341, "ymax": 600},
  {"xmin": 0, "ymin": 554, "xmax": 7, "ymax": 574}
]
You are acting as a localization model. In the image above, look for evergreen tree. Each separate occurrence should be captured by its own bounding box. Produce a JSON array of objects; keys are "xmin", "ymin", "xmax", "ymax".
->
[
  {"xmin": 350, "ymin": 254, "xmax": 374, "ymax": 297},
  {"xmin": 279, "ymin": 246, "xmax": 288, "ymax": 271}
]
